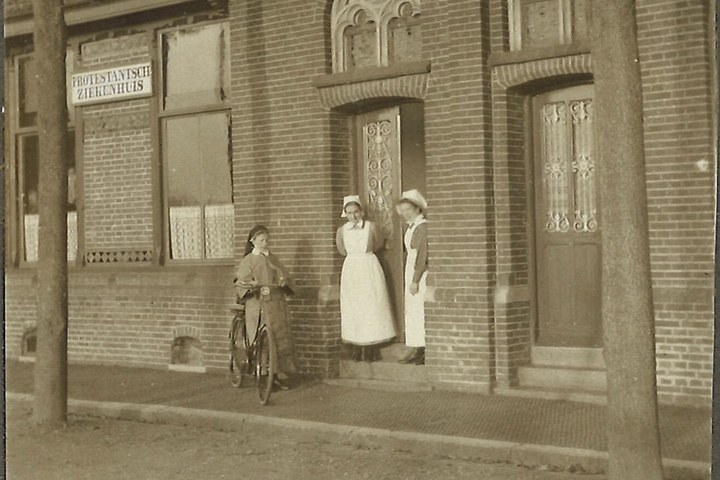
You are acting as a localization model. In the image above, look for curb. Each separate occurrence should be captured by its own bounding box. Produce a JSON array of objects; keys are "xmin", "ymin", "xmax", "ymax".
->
[{"xmin": 7, "ymin": 392, "xmax": 709, "ymax": 480}]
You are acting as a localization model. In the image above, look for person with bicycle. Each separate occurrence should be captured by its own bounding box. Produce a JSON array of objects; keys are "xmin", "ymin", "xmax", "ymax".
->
[{"xmin": 234, "ymin": 225, "xmax": 295, "ymax": 391}]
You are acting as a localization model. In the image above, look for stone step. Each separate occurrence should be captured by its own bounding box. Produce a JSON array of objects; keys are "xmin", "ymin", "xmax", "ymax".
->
[
  {"xmin": 518, "ymin": 365, "xmax": 607, "ymax": 392},
  {"xmin": 325, "ymin": 378, "xmax": 433, "ymax": 392},
  {"xmin": 377, "ymin": 343, "xmax": 416, "ymax": 362},
  {"xmin": 530, "ymin": 346, "xmax": 606, "ymax": 369},
  {"xmin": 339, "ymin": 359, "xmax": 429, "ymax": 384},
  {"xmin": 495, "ymin": 386, "xmax": 607, "ymax": 406}
]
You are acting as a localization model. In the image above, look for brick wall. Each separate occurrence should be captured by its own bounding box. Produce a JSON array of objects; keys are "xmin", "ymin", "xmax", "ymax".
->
[
  {"xmin": 79, "ymin": 34, "xmax": 155, "ymax": 254},
  {"xmin": 229, "ymin": 0, "xmax": 345, "ymax": 375},
  {"xmin": 420, "ymin": 0, "xmax": 496, "ymax": 392},
  {"xmin": 636, "ymin": 0, "xmax": 715, "ymax": 405},
  {"xmin": 5, "ymin": 26, "xmax": 236, "ymax": 371},
  {"xmin": 3, "ymin": 0, "xmax": 714, "ymax": 405},
  {"xmin": 486, "ymin": 0, "xmax": 714, "ymax": 405},
  {"xmin": 5, "ymin": 268, "xmax": 235, "ymax": 369}
]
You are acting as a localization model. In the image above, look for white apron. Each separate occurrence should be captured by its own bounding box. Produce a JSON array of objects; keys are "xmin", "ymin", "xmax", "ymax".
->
[
  {"xmin": 404, "ymin": 218, "xmax": 427, "ymax": 348},
  {"xmin": 340, "ymin": 224, "xmax": 396, "ymax": 345}
]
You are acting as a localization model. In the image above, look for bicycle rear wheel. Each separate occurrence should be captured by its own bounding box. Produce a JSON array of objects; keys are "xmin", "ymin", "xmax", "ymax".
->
[
  {"xmin": 255, "ymin": 326, "xmax": 275, "ymax": 405},
  {"xmin": 229, "ymin": 316, "xmax": 248, "ymax": 388}
]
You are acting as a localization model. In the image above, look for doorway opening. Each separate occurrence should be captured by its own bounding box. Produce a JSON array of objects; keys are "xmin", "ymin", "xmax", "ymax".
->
[
  {"xmin": 348, "ymin": 101, "xmax": 426, "ymax": 362},
  {"xmin": 517, "ymin": 83, "xmax": 606, "ymax": 399},
  {"xmin": 530, "ymin": 84, "xmax": 601, "ymax": 350}
]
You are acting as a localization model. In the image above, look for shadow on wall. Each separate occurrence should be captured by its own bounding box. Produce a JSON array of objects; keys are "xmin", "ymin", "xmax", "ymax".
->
[{"xmin": 170, "ymin": 336, "xmax": 203, "ymax": 366}]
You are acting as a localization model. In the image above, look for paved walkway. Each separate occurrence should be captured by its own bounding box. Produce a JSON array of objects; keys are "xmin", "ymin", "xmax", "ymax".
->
[{"xmin": 6, "ymin": 361, "xmax": 710, "ymax": 465}]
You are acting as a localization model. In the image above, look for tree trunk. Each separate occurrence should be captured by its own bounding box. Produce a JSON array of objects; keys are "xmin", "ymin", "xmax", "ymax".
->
[
  {"xmin": 31, "ymin": 0, "xmax": 69, "ymax": 428},
  {"xmin": 590, "ymin": 2, "xmax": 664, "ymax": 479}
]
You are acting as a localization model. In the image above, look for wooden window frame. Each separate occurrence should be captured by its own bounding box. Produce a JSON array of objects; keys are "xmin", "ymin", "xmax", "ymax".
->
[
  {"xmin": 508, "ymin": 0, "xmax": 587, "ymax": 52},
  {"xmin": 9, "ymin": 51, "xmax": 82, "ymax": 269},
  {"xmin": 157, "ymin": 20, "xmax": 233, "ymax": 266}
]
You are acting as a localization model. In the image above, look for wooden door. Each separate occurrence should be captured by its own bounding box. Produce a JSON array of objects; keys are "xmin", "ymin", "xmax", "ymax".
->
[
  {"xmin": 355, "ymin": 107, "xmax": 405, "ymax": 339},
  {"xmin": 533, "ymin": 84, "xmax": 602, "ymax": 347}
]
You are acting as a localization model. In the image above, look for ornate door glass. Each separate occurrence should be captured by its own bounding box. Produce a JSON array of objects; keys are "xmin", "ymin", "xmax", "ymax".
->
[
  {"xmin": 363, "ymin": 119, "xmax": 396, "ymax": 240},
  {"xmin": 534, "ymin": 84, "xmax": 601, "ymax": 348},
  {"xmin": 541, "ymin": 98, "xmax": 597, "ymax": 234}
]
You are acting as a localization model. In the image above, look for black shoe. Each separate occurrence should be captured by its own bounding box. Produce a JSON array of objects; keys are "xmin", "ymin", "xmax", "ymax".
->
[
  {"xmin": 412, "ymin": 350, "xmax": 425, "ymax": 365},
  {"xmin": 352, "ymin": 346, "xmax": 363, "ymax": 362},
  {"xmin": 365, "ymin": 346, "xmax": 381, "ymax": 363}
]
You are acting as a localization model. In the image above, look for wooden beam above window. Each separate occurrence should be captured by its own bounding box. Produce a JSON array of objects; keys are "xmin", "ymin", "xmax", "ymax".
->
[{"xmin": 4, "ymin": 0, "xmax": 223, "ymax": 38}]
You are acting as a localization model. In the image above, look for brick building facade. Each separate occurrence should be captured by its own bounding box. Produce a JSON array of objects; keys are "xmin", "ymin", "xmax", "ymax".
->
[{"xmin": 3, "ymin": 0, "xmax": 716, "ymax": 406}]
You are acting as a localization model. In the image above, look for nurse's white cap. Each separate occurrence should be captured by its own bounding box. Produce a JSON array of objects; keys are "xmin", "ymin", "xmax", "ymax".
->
[
  {"xmin": 341, "ymin": 195, "xmax": 362, "ymax": 217},
  {"xmin": 396, "ymin": 189, "xmax": 427, "ymax": 212}
]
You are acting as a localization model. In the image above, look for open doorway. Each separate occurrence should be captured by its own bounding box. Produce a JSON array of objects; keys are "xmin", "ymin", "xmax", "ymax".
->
[{"xmin": 351, "ymin": 101, "xmax": 426, "ymax": 349}]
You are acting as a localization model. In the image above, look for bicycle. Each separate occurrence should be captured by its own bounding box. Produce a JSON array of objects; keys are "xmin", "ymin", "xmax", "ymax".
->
[{"xmin": 228, "ymin": 284, "xmax": 283, "ymax": 405}]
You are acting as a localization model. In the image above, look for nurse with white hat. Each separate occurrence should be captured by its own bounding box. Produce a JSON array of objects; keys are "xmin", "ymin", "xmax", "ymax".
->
[
  {"xmin": 396, "ymin": 189, "xmax": 428, "ymax": 365},
  {"xmin": 336, "ymin": 195, "xmax": 396, "ymax": 362}
]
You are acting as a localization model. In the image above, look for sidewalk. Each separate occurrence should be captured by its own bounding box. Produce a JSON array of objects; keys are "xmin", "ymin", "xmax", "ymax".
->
[{"xmin": 6, "ymin": 361, "xmax": 710, "ymax": 477}]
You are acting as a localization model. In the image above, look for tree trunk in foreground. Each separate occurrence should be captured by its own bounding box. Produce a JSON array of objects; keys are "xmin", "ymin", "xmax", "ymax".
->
[
  {"xmin": 590, "ymin": 1, "xmax": 664, "ymax": 479},
  {"xmin": 31, "ymin": 0, "xmax": 69, "ymax": 428}
]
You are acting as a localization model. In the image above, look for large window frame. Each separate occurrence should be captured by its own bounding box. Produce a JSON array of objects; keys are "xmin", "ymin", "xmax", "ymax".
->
[
  {"xmin": 157, "ymin": 20, "xmax": 234, "ymax": 265},
  {"xmin": 508, "ymin": 0, "xmax": 590, "ymax": 52},
  {"xmin": 11, "ymin": 51, "xmax": 79, "ymax": 268}
]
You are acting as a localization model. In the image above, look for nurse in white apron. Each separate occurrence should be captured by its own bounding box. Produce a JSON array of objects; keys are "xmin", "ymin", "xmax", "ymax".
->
[
  {"xmin": 336, "ymin": 195, "xmax": 396, "ymax": 362},
  {"xmin": 396, "ymin": 190, "xmax": 428, "ymax": 365}
]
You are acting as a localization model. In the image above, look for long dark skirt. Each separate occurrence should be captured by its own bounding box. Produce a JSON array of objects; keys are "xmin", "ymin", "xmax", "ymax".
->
[{"xmin": 244, "ymin": 291, "xmax": 296, "ymax": 374}]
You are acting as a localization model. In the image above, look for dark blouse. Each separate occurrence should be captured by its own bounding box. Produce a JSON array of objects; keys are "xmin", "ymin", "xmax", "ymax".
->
[{"xmin": 409, "ymin": 223, "xmax": 428, "ymax": 284}]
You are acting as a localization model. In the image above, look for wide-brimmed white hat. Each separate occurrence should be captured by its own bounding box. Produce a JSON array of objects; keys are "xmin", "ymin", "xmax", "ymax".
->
[
  {"xmin": 340, "ymin": 195, "xmax": 363, "ymax": 217},
  {"xmin": 396, "ymin": 189, "xmax": 427, "ymax": 213}
]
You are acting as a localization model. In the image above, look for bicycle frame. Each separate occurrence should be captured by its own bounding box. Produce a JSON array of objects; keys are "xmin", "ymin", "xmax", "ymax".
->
[{"xmin": 229, "ymin": 284, "xmax": 285, "ymax": 403}]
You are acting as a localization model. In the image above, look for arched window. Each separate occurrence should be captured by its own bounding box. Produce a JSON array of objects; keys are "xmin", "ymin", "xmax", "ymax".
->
[{"xmin": 332, "ymin": 0, "xmax": 422, "ymax": 73}]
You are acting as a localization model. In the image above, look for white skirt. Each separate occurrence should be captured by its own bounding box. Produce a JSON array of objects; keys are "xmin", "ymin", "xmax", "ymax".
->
[{"xmin": 340, "ymin": 253, "xmax": 396, "ymax": 345}]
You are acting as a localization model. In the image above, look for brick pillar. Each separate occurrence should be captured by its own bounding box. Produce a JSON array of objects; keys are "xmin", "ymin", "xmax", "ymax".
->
[{"xmin": 422, "ymin": 0, "xmax": 496, "ymax": 392}]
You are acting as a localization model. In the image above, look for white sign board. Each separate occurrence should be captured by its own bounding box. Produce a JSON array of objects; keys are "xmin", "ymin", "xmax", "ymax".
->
[{"xmin": 71, "ymin": 63, "xmax": 152, "ymax": 106}]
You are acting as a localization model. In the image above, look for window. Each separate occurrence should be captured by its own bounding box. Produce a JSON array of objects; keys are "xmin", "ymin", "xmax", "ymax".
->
[
  {"xmin": 343, "ymin": 12, "xmax": 378, "ymax": 70},
  {"xmin": 331, "ymin": 0, "xmax": 422, "ymax": 73},
  {"xmin": 160, "ymin": 22, "xmax": 233, "ymax": 261},
  {"xmin": 15, "ymin": 54, "xmax": 77, "ymax": 264},
  {"xmin": 388, "ymin": 3, "xmax": 422, "ymax": 64},
  {"xmin": 508, "ymin": 0, "xmax": 590, "ymax": 51}
]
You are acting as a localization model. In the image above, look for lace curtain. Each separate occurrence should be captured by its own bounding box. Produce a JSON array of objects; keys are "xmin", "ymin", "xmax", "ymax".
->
[
  {"xmin": 169, "ymin": 204, "xmax": 234, "ymax": 260},
  {"xmin": 23, "ymin": 211, "xmax": 78, "ymax": 262}
]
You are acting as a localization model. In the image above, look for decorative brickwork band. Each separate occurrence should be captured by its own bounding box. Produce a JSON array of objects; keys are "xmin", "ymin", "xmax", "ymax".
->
[
  {"xmin": 316, "ymin": 72, "xmax": 429, "ymax": 109},
  {"xmin": 85, "ymin": 250, "xmax": 153, "ymax": 264},
  {"xmin": 492, "ymin": 53, "xmax": 592, "ymax": 89},
  {"xmin": 84, "ymin": 111, "xmax": 150, "ymax": 134}
]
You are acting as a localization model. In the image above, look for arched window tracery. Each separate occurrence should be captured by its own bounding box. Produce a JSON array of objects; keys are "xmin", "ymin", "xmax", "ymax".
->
[{"xmin": 331, "ymin": 0, "xmax": 422, "ymax": 73}]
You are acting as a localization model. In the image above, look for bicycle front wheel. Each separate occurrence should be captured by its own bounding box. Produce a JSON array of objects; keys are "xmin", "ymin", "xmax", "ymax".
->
[{"xmin": 255, "ymin": 326, "xmax": 275, "ymax": 405}]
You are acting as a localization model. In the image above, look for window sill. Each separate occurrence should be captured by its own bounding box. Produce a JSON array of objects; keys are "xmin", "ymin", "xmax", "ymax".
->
[
  {"xmin": 312, "ymin": 60, "xmax": 432, "ymax": 89},
  {"xmin": 489, "ymin": 42, "xmax": 591, "ymax": 67}
]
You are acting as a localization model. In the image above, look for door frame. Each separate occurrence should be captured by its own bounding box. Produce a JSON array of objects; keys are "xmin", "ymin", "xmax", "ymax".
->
[
  {"xmin": 347, "ymin": 99, "xmax": 427, "ymax": 343},
  {"xmin": 525, "ymin": 81, "xmax": 600, "ymax": 350}
]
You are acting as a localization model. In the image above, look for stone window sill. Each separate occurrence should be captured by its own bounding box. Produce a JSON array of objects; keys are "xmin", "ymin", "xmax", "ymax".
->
[
  {"xmin": 313, "ymin": 60, "xmax": 432, "ymax": 89},
  {"xmin": 489, "ymin": 42, "xmax": 591, "ymax": 67}
]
